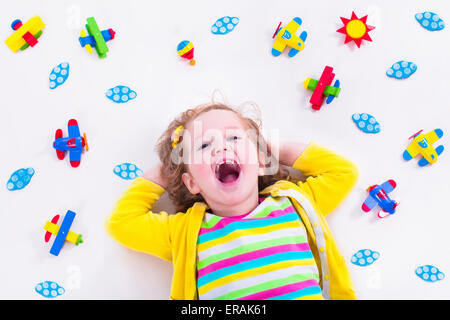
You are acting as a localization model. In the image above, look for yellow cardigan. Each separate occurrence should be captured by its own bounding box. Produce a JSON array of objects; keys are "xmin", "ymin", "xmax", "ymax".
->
[{"xmin": 105, "ymin": 143, "xmax": 359, "ymax": 300}]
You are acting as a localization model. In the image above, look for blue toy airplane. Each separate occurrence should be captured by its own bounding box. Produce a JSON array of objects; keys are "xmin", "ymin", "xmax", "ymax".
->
[
  {"xmin": 53, "ymin": 119, "xmax": 88, "ymax": 168},
  {"xmin": 271, "ymin": 17, "xmax": 308, "ymax": 57},
  {"xmin": 44, "ymin": 210, "xmax": 83, "ymax": 256},
  {"xmin": 362, "ymin": 180, "xmax": 398, "ymax": 218}
]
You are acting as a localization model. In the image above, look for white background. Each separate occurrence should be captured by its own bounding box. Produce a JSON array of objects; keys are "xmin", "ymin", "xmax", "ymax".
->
[{"xmin": 1, "ymin": 0, "xmax": 449, "ymax": 299}]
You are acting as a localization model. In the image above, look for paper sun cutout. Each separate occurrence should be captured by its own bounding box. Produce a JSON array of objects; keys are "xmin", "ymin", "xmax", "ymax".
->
[{"xmin": 337, "ymin": 12, "xmax": 375, "ymax": 48}]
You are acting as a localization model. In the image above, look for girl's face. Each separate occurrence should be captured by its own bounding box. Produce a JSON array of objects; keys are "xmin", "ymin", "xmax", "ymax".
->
[{"xmin": 181, "ymin": 109, "xmax": 265, "ymax": 214}]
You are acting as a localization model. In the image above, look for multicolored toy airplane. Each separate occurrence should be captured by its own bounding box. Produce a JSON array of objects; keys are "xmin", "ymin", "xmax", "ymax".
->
[
  {"xmin": 53, "ymin": 119, "xmax": 88, "ymax": 168},
  {"xmin": 304, "ymin": 66, "xmax": 341, "ymax": 110},
  {"xmin": 403, "ymin": 129, "xmax": 444, "ymax": 167},
  {"xmin": 44, "ymin": 211, "xmax": 83, "ymax": 256},
  {"xmin": 271, "ymin": 17, "xmax": 307, "ymax": 57},
  {"xmin": 362, "ymin": 180, "xmax": 398, "ymax": 218},
  {"xmin": 5, "ymin": 16, "xmax": 45, "ymax": 52},
  {"xmin": 79, "ymin": 17, "xmax": 115, "ymax": 58}
]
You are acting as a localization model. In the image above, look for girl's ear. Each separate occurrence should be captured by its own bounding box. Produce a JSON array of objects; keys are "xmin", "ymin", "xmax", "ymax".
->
[
  {"xmin": 182, "ymin": 172, "xmax": 201, "ymax": 194},
  {"xmin": 258, "ymin": 150, "xmax": 266, "ymax": 176},
  {"xmin": 258, "ymin": 144, "xmax": 280, "ymax": 176}
]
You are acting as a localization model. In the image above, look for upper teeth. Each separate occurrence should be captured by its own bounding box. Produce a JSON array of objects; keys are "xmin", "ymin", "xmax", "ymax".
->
[
  {"xmin": 218, "ymin": 160, "xmax": 237, "ymax": 166},
  {"xmin": 215, "ymin": 159, "xmax": 238, "ymax": 174}
]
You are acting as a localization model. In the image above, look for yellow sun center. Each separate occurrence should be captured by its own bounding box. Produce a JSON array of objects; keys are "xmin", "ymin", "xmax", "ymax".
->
[{"xmin": 346, "ymin": 20, "xmax": 367, "ymax": 39}]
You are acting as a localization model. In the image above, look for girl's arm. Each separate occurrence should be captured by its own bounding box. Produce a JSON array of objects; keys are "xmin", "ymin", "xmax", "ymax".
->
[
  {"xmin": 105, "ymin": 164, "xmax": 173, "ymax": 262},
  {"xmin": 273, "ymin": 141, "xmax": 359, "ymax": 216},
  {"xmin": 273, "ymin": 141, "xmax": 309, "ymax": 167}
]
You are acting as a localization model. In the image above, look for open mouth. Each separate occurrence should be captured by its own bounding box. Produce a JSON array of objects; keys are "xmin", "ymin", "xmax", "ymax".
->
[{"xmin": 214, "ymin": 160, "xmax": 241, "ymax": 184}]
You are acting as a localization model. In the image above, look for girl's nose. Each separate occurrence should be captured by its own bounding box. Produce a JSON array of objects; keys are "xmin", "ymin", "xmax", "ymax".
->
[{"xmin": 212, "ymin": 145, "xmax": 228, "ymax": 157}]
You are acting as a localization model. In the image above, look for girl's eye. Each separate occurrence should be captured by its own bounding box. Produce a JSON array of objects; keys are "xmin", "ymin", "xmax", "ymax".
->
[
  {"xmin": 228, "ymin": 135, "xmax": 241, "ymax": 141},
  {"xmin": 199, "ymin": 143, "xmax": 210, "ymax": 150}
]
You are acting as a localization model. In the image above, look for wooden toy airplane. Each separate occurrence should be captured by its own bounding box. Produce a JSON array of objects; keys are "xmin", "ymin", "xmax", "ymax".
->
[
  {"xmin": 403, "ymin": 129, "xmax": 444, "ymax": 167},
  {"xmin": 79, "ymin": 17, "xmax": 115, "ymax": 58},
  {"xmin": 362, "ymin": 180, "xmax": 398, "ymax": 218},
  {"xmin": 304, "ymin": 66, "xmax": 341, "ymax": 110},
  {"xmin": 44, "ymin": 211, "xmax": 83, "ymax": 256},
  {"xmin": 5, "ymin": 16, "xmax": 45, "ymax": 52},
  {"xmin": 271, "ymin": 17, "xmax": 307, "ymax": 57},
  {"xmin": 53, "ymin": 119, "xmax": 88, "ymax": 168}
]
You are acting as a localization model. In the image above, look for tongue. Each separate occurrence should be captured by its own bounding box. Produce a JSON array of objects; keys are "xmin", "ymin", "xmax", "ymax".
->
[
  {"xmin": 218, "ymin": 163, "xmax": 239, "ymax": 183},
  {"xmin": 222, "ymin": 172, "xmax": 237, "ymax": 183}
]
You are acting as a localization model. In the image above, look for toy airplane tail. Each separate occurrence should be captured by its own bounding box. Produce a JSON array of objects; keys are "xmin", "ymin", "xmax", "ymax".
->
[
  {"xmin": 378, "ymin": 202, "xmax": 398, "ymax": 218},
  {"xmin": 102, "ymin": 29, "xmax": 115, "ymax": 42},
  {"xmin": 54, "ymin": 129, "xmax": 65, "ymax": 160}
]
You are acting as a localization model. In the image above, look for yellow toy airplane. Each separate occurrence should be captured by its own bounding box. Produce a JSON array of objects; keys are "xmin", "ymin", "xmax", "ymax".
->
[
  {"xmin": 403, "ymin": 129, "xmax": 444, "ymax": 167},
  {"xmin": 271, "ymin": 17, "xmax": 307, "ymax": 57},
  {"xmin": 5, "ymin": 16, "xmax": 45, "ymax": 52}
]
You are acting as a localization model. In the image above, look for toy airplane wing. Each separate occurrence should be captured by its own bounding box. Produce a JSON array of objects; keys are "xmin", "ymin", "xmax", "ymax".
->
[
  {"xmin": 362, "ymin": 194, "xmax": 377, "ymax": 212},
  {"xmin": 424, "ymin": 129, "xmax": 444, "ymax": 145},
  {"xmin": 69, "ymin": 150, "xmax": 82, "ymax": 167},
  {"xmin": 67, "ymin": 120, "xmax": 82, "ymax": 167},
  {"xmin": 68, "ymin": 119, "xmax": 81, "ymax": 138},
  {"xmin": 325, "ymin": 80, "xmax": 340, "ymax": 104},
  {"xmin": 54, "ymin": 129, "xmax": 65, "ymax": 159},
  {"xmin": 44, "ymin": 217, "xmax": 82, "ymax": 245},
  {"xmin": 44, "ymin": 215, "xmax": 60, "ymax": 242},
  {"xmin": 403, "ymin": 143, "xmax": 420, "ymax": 161},
  {"xmin": 272, "ymin": 39, "xmax": 287, "ymax": 56},
  {"xmin": 380, "ymin": 180, "xmax": 396, "ymax": 194},
  {"xmin": 284, "ymin": 17, "xmax": 302, "ymax": 34},
  {"xmin": 310, "ymin": 66, "xmax": 335, "ymax": 109},
  {"xmin": 49, "ymin": 210, "xmax": 76, "ymax": 256}
]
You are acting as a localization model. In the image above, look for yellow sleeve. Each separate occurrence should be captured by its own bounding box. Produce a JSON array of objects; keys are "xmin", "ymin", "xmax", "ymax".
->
[
  {"xmin": 105, "ymin": 177, "xmax": 173, "ymax": 262},
  {"xmin": 292, "ymin": 143, "xmax": 359, "ymax": 216}
]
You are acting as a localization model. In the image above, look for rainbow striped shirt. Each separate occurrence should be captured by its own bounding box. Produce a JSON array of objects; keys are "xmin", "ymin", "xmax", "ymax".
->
[{"xmin": 196, "ymin": 196, "xmax": 323, "ymax": 300}]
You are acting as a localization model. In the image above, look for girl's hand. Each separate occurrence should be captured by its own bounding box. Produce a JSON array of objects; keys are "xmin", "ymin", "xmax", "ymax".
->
[
  {"xmin": 267, "ymin": 140, "xmax": 309, "ymax": 167},
  {"xmin": 142, "ymin": 163, "xmax": 169, "ymax": 189}
]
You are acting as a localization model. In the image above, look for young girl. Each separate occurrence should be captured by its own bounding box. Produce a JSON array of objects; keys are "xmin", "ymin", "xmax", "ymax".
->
[{"xmin": 105, "ymin": 102, "xmax": 359, "ymax": 300}]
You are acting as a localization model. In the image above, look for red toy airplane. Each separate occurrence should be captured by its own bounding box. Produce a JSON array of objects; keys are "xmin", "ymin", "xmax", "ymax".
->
[{"xmin": 304, "ymin": 66, "xmax": 341, "ymax": 110}]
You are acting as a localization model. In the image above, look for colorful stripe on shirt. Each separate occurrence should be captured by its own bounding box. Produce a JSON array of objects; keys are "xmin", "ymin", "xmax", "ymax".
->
[{"xmin": 196, "ymin": 196, "xmax": 323, "ymax": 300}]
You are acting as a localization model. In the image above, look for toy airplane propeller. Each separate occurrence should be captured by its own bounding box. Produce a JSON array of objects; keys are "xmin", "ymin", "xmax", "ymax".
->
[
  {"xmin": 362, "ymin": 180, "xmax": 398, "ymax": 218},
  {"xmin": 53, "ymin": 119, "xmax": 88, "ymax": 168},
  {"xmin": 44, "ymin": 210, "xmax": 83, "ymax": 256},
  {"xmin": 271, "ymin": 17, "xmax": 307, "ymax": 57},
  {"xmin": 304, "ymin": 66, "xmax": 341, "ymax": 110},
  {"xmin": 5, "ymin": 16, "xmax": 45, "ymax": 52},
  {"xmin": 79, "ymin": 17, "xmax": 115, "ymax": 58},
  {"xmin": 403, "ymin": 129, "xmax": 444, "ymax": 167}
]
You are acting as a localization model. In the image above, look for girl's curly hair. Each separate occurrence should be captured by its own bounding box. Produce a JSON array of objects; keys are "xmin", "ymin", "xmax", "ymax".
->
[{"xmin": 155, "ymin": 102, "xmax": 294, "ymax": 213}]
